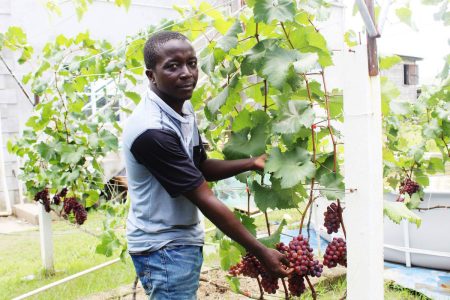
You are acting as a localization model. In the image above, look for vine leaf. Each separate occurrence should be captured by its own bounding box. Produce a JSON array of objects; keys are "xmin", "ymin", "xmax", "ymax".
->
[
  {"xmin": 261, "ymin": 47, "xmax": 299, "ymax": 90},
  {"xmin": 254, "ymin": 0, "xmax": 296, "ymax": 23},
  {"xmin": 241, "ymin": 39, "xmax": 278, "ymax": 76},
  {"xmin": 293, "ymin": 53, "xmax": 319, "ymax": 73},
  {"xmin": 265, "ymin": 147, "xmax": 315, "ymax": 188},
  {"xmin": 273, "ymin": 100, "xmax": 315, "ymax": 134},
  {"xmin": 384, "ymin": 200, "xmax": 421, "ymax": 227},
  {"xmin": 258, "ymin": 219, "xmax": 287, "ymax": 248},
  {"xmin": 232, "ymin": 108, "xmax": 252, "ymax": 132},
  {"xmin": 217, "ymin": 20, "xmax": 243, "ymax": 52},
  {"xmin": 223, "ymin": 111, "xmax": 270, "ymax": 159},
  {"xmin": 252, "ymin": 178, "xmax": 304, "ymax": 211},
  {"xmin": 226, "ymin": 276, "xmax": 241, "ymax": 293},
  {"xmin": 234, "ymin": 211, "xmax": 257, "ymax": 236},
  {"xmin": 380, "ymin": 55, "xmax": 402, "ymax": 70},
  {"xmin": 317, "ymin": 172, "xmax": 344, "ymax": 200},
  {"xmin": 219, "ymin": 239, "xmax": 242, "ymax": 270}
]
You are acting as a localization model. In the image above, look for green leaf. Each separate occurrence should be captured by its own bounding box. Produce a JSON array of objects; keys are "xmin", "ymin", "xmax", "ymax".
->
[
  {"xmin": 217, "ymin": 21, "xmax": 243, "ymax": 52},
  {"xmin": 380, "ymin": 55, "xmax": 402, "ymax": 70},
  {"xmin": 406, "ymin": 193, "xmax": 421, "ymax": 210},
  {"xmin": 225, "ymin": 276, "xmax": 241, "ymax": 293},
  {"xmin": 232, "ymin": 109, "xmax": 252, "ymax": 132},
  {"xmin": 223, "ymin": 112, "xmax": 270, "ymax": 159},
  {"xmin": 384, "ymin": 200, "xmax": 421, "ymax": 227},
  {"xmin": 86, "ymin": 190, "xmax": 100, "ymax": 207},
  {"xmin": 124, "ymin": 91, "xmax": 141, "ymax": 105},
  {"xmin": 395, "ymin": 7, "xmax": 415, "ymax": 29},
  {"xmin": 60, "ymin": 145, "xmax": 84, "ymax": 164},
  {"xmin": 261, "ymin": 47, "xmax": 299, "ymax": 89},
  {"xmin": 265, "ymin": 147, "xmax": 315, "ymax": 188},
  {"xmin": 273, "ymin": 100, "xmax": 315, "ymax": 134},
  {"xmin": 423, "ymin": 118, "xmax": 442, "ymax": 139},
  {"xmin": 207, "ymin": 86, "xmax": 229, "ymax": 114},
  {"xmin": 233, "ymin": 211, "xmax": 257, "ymax": 236},
  {"xmin": 219, "ymin": 239, "xmax": 241, "ymax": 270},
  {"xmin": 96, "ymin": 231, "xmax": 121, "ymax": 257},
  {"xmin": 253, "ymin": 178, "xmax": 303, "ymax": 211},
  {"xmin": 258, "ymin": 219, "xmax": 287, "ymax": 248},
  {"xmin": 317, "ymin": 172, "xmax": 344, "ymax": 200},
  {"xmin": 254, "ymin": 0, "xmax": 296, "ymax": 23},
  {"xmin": 390, "ymin": 100, "xmax": 410, "ymax": 115},
  {"xmin": 241, "ymin": 39, "xmax": 277, "ymax": 76},
  {"xmin": 344, "ymin": 30, "xmax": 358, "ymax": 47},
  {"xmin": 293, "ymin": 53, "xmax": 319, "ymax": 73}
]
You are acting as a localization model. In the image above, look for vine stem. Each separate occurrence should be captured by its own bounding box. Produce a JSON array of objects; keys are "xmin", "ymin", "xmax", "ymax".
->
[
  {"xmin": 417, "ymin": 205, "xmax": 449, "ymax": 211},
  {"xmin": 441, "ymin": 133, "xmax": 450, "ymax": 157},
  {"xmin": 280, "ymin": 22, "xmax": 294, "ymax": 49},
  {"xmin": 256, "ymin": 276, "xmax": 264, "ymax": 299},
  {"xmin": 0, "ymin": 54, "xmax": 34, "ymax": 106},
  {"xmin": 246, "ymin": 182, "xmax": 251, "ymax": 216},
  {"xmin": 305, "ymin": 276, "xmax": 317, "ymax": 300},
  {"xmin": 320, "ymin": 70, "xmax": 337, "ymax": 172},
  {"xmin": 281, "ymin": 278, "xmax": 289, "ymax": 300},
  {"xmin": 261, "ymin": 175, "xmax": 271, "ymax": 236},
  {"xmin": 300, "ymin": 75, "xmax": 317, "ymax": 234},
  {"xmin": 337, "ymin": 199, "xmax": 347, "ymax": 239}
]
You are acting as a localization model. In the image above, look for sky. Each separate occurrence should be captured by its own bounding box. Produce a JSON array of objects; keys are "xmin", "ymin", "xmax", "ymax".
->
[{"xmin": 347, "ymin": 0, "xmax": 449, "ymax": 85}]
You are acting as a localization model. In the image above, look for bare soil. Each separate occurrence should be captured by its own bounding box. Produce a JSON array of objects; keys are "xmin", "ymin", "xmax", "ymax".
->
[{"xmin": 83, "ymin": 266, "xmax": 346, "ymax": 300}]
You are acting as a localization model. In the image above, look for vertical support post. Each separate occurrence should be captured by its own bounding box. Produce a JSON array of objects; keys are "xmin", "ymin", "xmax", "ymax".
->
[
  {"xmin": 0, "ymin": 110, "xmax": 12, "ymax": 215},
  {"xmin": 402, "ymin": 220, "xmax": 411, "ymax": 267},
  {"xmin": 39, "ymin": 203, "xmax": 54, "ymax": 275},
  {"xmin": 343, "ymin": 44, "xmax": 384, "ymax": 300}
]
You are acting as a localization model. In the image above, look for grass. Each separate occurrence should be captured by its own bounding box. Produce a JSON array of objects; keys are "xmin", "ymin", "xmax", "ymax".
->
[
  {"xmin": 0, "ymin": 210, "xmax": 136, "ymax": 300},
  {"xmin": 1, "ymin": 207, "xmax": 434, "ymax": 300}
]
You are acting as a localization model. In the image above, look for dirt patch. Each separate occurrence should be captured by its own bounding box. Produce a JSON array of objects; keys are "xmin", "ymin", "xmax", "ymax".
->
[{"xmin": 83, "ymin": 267, "xmax": 346, "ymax": 299}]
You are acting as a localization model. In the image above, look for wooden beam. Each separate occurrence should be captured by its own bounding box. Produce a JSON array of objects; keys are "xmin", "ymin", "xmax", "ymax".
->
[{"xmin": 365, "ymin": 0, "xmax": 379, "ymax": 76}]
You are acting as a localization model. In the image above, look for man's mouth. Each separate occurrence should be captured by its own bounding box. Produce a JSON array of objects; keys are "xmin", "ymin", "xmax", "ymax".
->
[{"xmin": 178, "ymin": 83, "xmax": 195, "ymax": 89}]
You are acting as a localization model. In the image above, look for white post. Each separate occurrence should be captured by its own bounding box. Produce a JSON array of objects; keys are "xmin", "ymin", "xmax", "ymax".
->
[
  {"xmin": 402, "ymin": 219, "xmax": 411, "ymax": 267},
  {"xmin": 343, "ymin": 44, "xmax": 384, "ymax": 299},
  {"xmin": 38, "ymin": 203, "xmax": 54, "ymax": 274},
  {"xmin": 0, "ymin": 110, "xmax": 12, "ymax": 215}
]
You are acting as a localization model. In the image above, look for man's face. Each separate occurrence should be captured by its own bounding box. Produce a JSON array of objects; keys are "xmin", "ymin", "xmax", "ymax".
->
[{"xmin": 147, "ymin": 39, "xmax": 198, "ymax": 102}]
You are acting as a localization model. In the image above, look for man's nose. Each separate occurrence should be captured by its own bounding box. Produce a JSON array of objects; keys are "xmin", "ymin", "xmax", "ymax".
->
[{"xmin": 179, "ymin": 64, "xmax": 193, "ymax": 78}]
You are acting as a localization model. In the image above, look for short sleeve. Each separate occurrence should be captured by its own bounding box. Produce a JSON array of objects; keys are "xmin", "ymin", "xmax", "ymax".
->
[{"xmin": 130, "ymin": 129, "xmax": 205, "ymax": 197}]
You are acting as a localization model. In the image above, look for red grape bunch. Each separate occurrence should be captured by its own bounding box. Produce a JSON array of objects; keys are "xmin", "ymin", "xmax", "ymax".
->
[
  {"xmin": 228, "ymin": 253, "xmax": 279, "ymax": 294},
  {"xmin": 324, "ymin": 202, "xmax": 342, "ymax": 234},
  {"xmin": 34, "ymin": 188, "xmax": 51, "ymax": 213},
  {"xmin": 63, "ymin": 197, "xmax": 87, "ymax": 225},
  {"xmin": 399, "ymin": 178, "xmax": 420, "ymax": 196},
  {"xmin": 52, "ymin": 187, "xmax": 68, "ymax": 206},
  {"xmin": 323, "ymin": 237, "xmax": 347, "ymax": 268},
  {"xmin": 287, "ymin": 274, "xmax": 306, "ymax": 297},
  {"xmin": 277, "ymin": 235, "xmax": 323, "ymax": 278}
]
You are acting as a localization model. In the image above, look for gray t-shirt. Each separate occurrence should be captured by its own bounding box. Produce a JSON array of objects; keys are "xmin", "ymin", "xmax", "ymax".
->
[{"xmin": 122, "ymin": 88, "xmax": 206, "ymax": 253}]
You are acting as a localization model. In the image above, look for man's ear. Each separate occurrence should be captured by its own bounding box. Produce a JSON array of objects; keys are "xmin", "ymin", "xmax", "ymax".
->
[{"xmin": 146, "ymin": 69, "xmax": 155, "ymax": 85}]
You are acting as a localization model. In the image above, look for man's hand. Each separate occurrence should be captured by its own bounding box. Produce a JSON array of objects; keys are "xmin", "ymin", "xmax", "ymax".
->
[
  {"xmin": 252, "ymin": 154, "xmax": 267, "ymax": 171},
  {"xmin": 257, "ymin": 247, "xmax": 292, "ymax": 278}
]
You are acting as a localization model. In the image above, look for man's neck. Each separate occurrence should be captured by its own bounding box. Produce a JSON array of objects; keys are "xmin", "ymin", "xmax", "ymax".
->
[{"xmin": 150, "ymin": 86, "xmax": 185, "ymax": 115}]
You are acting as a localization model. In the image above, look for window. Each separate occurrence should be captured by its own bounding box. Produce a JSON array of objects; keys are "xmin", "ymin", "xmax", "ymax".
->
[{"xmin": 404, "ymin": 64, "xmax": 419, "ymax": 85}]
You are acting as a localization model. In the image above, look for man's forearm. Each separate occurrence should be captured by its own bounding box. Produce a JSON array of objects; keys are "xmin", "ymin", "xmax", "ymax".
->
[
  {"xmin": 199, "ymin": 158, "xmax": 256, "ymax": 181},
  {"xmin": 184, "ymin": 182, "xmax": 266, "ymax": 255}
]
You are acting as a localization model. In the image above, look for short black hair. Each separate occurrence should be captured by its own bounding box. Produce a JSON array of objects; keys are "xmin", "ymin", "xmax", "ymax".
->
[{"xmin": 144, "ymin": 31, "xmax": 189, "ymax": 70}]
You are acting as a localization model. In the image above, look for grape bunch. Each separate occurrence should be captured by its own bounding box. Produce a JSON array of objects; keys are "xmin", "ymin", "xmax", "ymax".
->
[
  {"xmin": 324, "ymin": 202, "xmax": 342, "ymax": 234},
  {"xmin": 63, "ymin": 197, "xmax": 87, "ymax": 225},
  {"xmin": 399, "ymin": 178, "xmax": 420, "ymax": 196},
  {"xmin": 287, "ymin": 274, "xmax": 306, "ymax": 297},
  {"xmin": 34, "ymin": 188, "xmax": 51, "ymax": 213},
  {"xmin": 53, "ymin": 187, "xmax": 69, "ymax": 205},
  {"xmin": 260, "ymin": 272, "xmax": 279, "ymax": 294},
  {"xmin": 228, "ymin": 253, "xmax": 279, "ymax": 294},
  {"xmin": 323, "ymin": 237, "xmax": 347, "ymax": 268},
  {"xmin": 277, "ymin": 235, "xmax": 323, "ymax": 278}
]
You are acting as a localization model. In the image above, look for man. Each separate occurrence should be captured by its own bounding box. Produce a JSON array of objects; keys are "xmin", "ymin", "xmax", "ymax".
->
[{"xmin": 122, "ymin": 31, "xmax": 290, "ymax": 299}]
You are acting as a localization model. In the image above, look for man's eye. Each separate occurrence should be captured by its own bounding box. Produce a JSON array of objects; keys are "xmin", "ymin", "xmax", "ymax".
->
[
  {"xmin": 189, "ymin": 61, "xmax": 197, "ymax": 67},
  {"xmin": 168, "ymin": 64, "xmax": 178, "ymax": 69}
]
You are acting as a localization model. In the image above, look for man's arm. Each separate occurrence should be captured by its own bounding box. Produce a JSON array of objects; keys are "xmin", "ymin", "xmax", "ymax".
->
[
  {"xmin": 199, "ymin": 154, "xmax": 266, "ymax": 181},
  {"xmin": 184, "ymin": 180, "xmax": 291, "ymax": 278}
]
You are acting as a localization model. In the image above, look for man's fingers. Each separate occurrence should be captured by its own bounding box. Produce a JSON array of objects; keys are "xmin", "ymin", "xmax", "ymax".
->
[{"xmin": 281, "ymin": 256, "xmax": 290, "ymax": 266}]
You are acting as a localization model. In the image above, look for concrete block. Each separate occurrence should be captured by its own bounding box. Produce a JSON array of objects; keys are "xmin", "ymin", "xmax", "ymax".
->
[
  {"xmin": 0, "ymin": 89, "xmax": 17, "ymax": 104},
  {"xmin": 0, "ymin": 176, "xmax": 19, "ymax": 191},
  {"xmin": 13, "ymin": 203, "xmax": 58, "ymax": 225}
]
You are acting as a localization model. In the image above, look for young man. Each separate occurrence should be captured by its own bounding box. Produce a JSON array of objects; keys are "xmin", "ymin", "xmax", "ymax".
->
[{"xmin": 122, "ymin": 31, "xmax": 290, "ymax": 299}]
